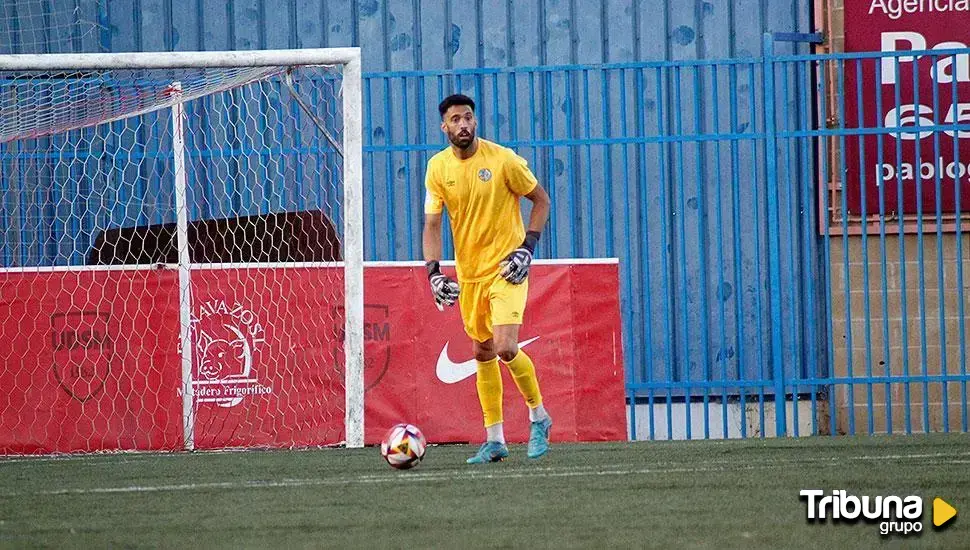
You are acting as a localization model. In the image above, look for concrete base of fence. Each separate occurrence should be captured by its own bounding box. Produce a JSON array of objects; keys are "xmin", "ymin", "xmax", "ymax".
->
[{"xmin": 627, "ymin": 399, "xmax": 817, "ymax": 440}]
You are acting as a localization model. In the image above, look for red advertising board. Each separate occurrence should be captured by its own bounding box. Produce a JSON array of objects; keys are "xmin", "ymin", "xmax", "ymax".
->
[
  {"xmin": 0, "ymin": 262, "xmax": 627, "ymax": 454},
  {"xmin": 842, "ymin": 0, "xmax": 970, "ymax": 215},
  {"xmin": 187, "ymin": 268, "xmax": 348, "ymax": 449},
  {"xmin": 0, "ymin": 270, "xmax": 184, "ymax": 454},
  {"xmin": 362, "ymin": 262, "xmax": 627, "ymax": 446}
]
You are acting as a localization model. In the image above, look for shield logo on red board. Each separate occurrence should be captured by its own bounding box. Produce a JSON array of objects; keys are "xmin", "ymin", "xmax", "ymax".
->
[
  {"xmin": 332, "ymin": 304, "xmax": 391, "ymax": 391},
  {"xmin": 50, "ymin": 311, "xmax": 114, "ymax": 403}
]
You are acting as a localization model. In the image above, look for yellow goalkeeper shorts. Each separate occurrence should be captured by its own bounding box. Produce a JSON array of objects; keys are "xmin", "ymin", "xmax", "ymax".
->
[{"xmin": 458, "ymin": 273, "xmax": 529, "ymax": 342}]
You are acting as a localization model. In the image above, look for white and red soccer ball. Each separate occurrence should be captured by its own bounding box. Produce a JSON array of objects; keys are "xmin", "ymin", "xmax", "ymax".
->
[{"xmin": 380, "ymin": 423, "xmax": 427, "ymax": 469}]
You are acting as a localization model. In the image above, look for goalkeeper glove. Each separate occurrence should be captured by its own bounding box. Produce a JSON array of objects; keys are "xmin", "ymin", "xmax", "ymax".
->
[
  {"xmin": 500, "ymin": 230, "xmax": 540, "ymax": 285},
  {"xmin": 427, "ymin": 260, "xmax": 460, "ymax": 311}
]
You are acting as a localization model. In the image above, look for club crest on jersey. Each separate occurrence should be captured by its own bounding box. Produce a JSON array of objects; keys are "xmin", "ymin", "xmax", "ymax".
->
[{"xmin": 478, "ymin": 168, "xmax": 492, "ymax": 182}]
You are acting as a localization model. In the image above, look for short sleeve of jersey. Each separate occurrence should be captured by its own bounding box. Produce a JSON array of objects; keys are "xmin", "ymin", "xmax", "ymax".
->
[
  {"xmin": 423, "ymin": 160, "xmax": 444, "ymax": 215},
  {"xmin": 504, "ymin": 151, "xmax": 538, "ymax": 196}
]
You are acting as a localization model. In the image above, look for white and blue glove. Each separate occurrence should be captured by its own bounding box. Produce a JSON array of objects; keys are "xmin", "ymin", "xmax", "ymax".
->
[
  {"xmin": 500, "ymin": 231, "xmax": 540, "ymax": 285},
  {"xmin": 427, "ymin": 260, "xmax": 460, "ymax": 311}
]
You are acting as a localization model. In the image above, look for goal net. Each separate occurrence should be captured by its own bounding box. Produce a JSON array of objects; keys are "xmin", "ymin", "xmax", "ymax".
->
[{"xmin": 0, "ymin": 49, "xmax": 364, "ymax": 453}]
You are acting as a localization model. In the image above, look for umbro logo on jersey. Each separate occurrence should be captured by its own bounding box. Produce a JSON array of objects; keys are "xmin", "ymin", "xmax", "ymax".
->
[
  {"xmin": 478, "ymin": 168, "xmax": 492, "ymax": 182},
  {"xmin": 445, "ymin": 179, "xmax": 456, "ymax": 187}
]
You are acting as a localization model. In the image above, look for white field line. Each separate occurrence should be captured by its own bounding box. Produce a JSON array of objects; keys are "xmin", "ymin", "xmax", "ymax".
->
[
  {"xmin": 3, "ymin": 449, "xmax": 970, "ymax": 469},
  {"xmin": 3, "ymin": 453, "xmax": 970, "ymax": 498},
  {"xmin": 0, "ymin": 446, "xmax": 336, "ymax": 465},
  {"xmin": 0, "ymin": 464, "xmax": 763, "ymax": 497}
]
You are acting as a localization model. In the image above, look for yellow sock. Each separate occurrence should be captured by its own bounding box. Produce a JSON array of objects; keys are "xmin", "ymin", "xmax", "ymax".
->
[
  {"xmin": 476, "ymin": 358, "xmax": 503, "ymax": 427},
  {"xmin": 504, "ymin": 349, "xmax": 542, "ymax": 408}
]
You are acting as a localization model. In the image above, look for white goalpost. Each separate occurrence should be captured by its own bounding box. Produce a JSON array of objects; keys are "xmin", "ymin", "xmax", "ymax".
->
[{"xmin": 0, "ymin": 48, "xmax": 364, "ymax": 452}]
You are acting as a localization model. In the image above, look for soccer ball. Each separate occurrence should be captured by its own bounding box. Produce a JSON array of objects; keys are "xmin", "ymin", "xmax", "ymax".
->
[{"xmin": 381, "ymin": 423, "xmax": 427, "ymax": 470}]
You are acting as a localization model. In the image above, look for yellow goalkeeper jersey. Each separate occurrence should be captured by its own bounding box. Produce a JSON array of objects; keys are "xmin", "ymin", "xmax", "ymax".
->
[{"xmin": 424, "ymin": 138, "xmax": 538, "ymax": 283}]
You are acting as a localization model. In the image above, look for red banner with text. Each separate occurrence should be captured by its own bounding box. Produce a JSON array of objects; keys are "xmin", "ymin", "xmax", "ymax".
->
[
  {"xmin": 843, "ymin": 0, "xmax": 970, "ymax": 215},
  {"xmin": 0, "ymin": 262, "xmax": 626, "ymax": 454}
]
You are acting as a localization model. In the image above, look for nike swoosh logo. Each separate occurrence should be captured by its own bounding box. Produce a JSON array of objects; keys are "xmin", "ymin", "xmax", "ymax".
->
[{"xmin": 435, "ymin": 336, "xmax": 541, "ymax": 384}]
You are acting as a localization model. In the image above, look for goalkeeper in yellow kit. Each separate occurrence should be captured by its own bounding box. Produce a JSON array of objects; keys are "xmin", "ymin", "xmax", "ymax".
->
[{"xmin": 422, "ymin": 94, "xmax": 553, "ymax": 463}]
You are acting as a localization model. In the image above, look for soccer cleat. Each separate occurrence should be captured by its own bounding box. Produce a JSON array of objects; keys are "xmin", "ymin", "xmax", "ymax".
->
[
  {"xmin": 466, "ymin": 441, "xmax": 509, "ymax": 464},
  {"xmin": 527, "ymin": 416, "xmax": 553, "ymax": 459}
]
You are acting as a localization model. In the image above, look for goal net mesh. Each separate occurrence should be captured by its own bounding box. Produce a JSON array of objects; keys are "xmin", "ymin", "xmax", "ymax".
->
[{"xmin": 0, "ymin": 61, "xmax": 353, "ymax": 453}]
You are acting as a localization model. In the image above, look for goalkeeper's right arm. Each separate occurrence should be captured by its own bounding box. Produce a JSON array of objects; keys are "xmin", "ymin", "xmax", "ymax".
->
[
  {"xmin": 423, "ymin": 212, "xmax": 443, "ymax": 264},
  {"xmin": 422, "ymin": 213, "xmax": 460, "ymax": 310}
]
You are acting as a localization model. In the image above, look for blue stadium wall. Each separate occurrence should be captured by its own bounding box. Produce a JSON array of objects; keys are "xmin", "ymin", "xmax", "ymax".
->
[
  {"xmin": 2, "ymin": 1, "xmax": 813, "ymax": 63},
  {"xmin": 2, "ymin": 0, "xmax": 823, "ymax": 401}
]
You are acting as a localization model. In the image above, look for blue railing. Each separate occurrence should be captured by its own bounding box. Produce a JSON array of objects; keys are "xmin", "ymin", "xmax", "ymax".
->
[
  {"xmin": 361, "ymin": 44, "xmax": 822, "ymax": 440},
  {"xmin": 360, "ymin": 38, "xmax": 970, "ymax": 440}
]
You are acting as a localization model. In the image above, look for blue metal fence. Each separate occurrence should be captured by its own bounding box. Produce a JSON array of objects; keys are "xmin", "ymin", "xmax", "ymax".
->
[
  {"xmin": 3, "ymin": 38, "xmax": 970, "ymax": 440},
  {"xmin": 361, "ymin": 38, "xmax": 970, "ymax": 440},
  {"xmin": 361, "ymin": 44, "xmax": 823, "ymax": 439}
]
